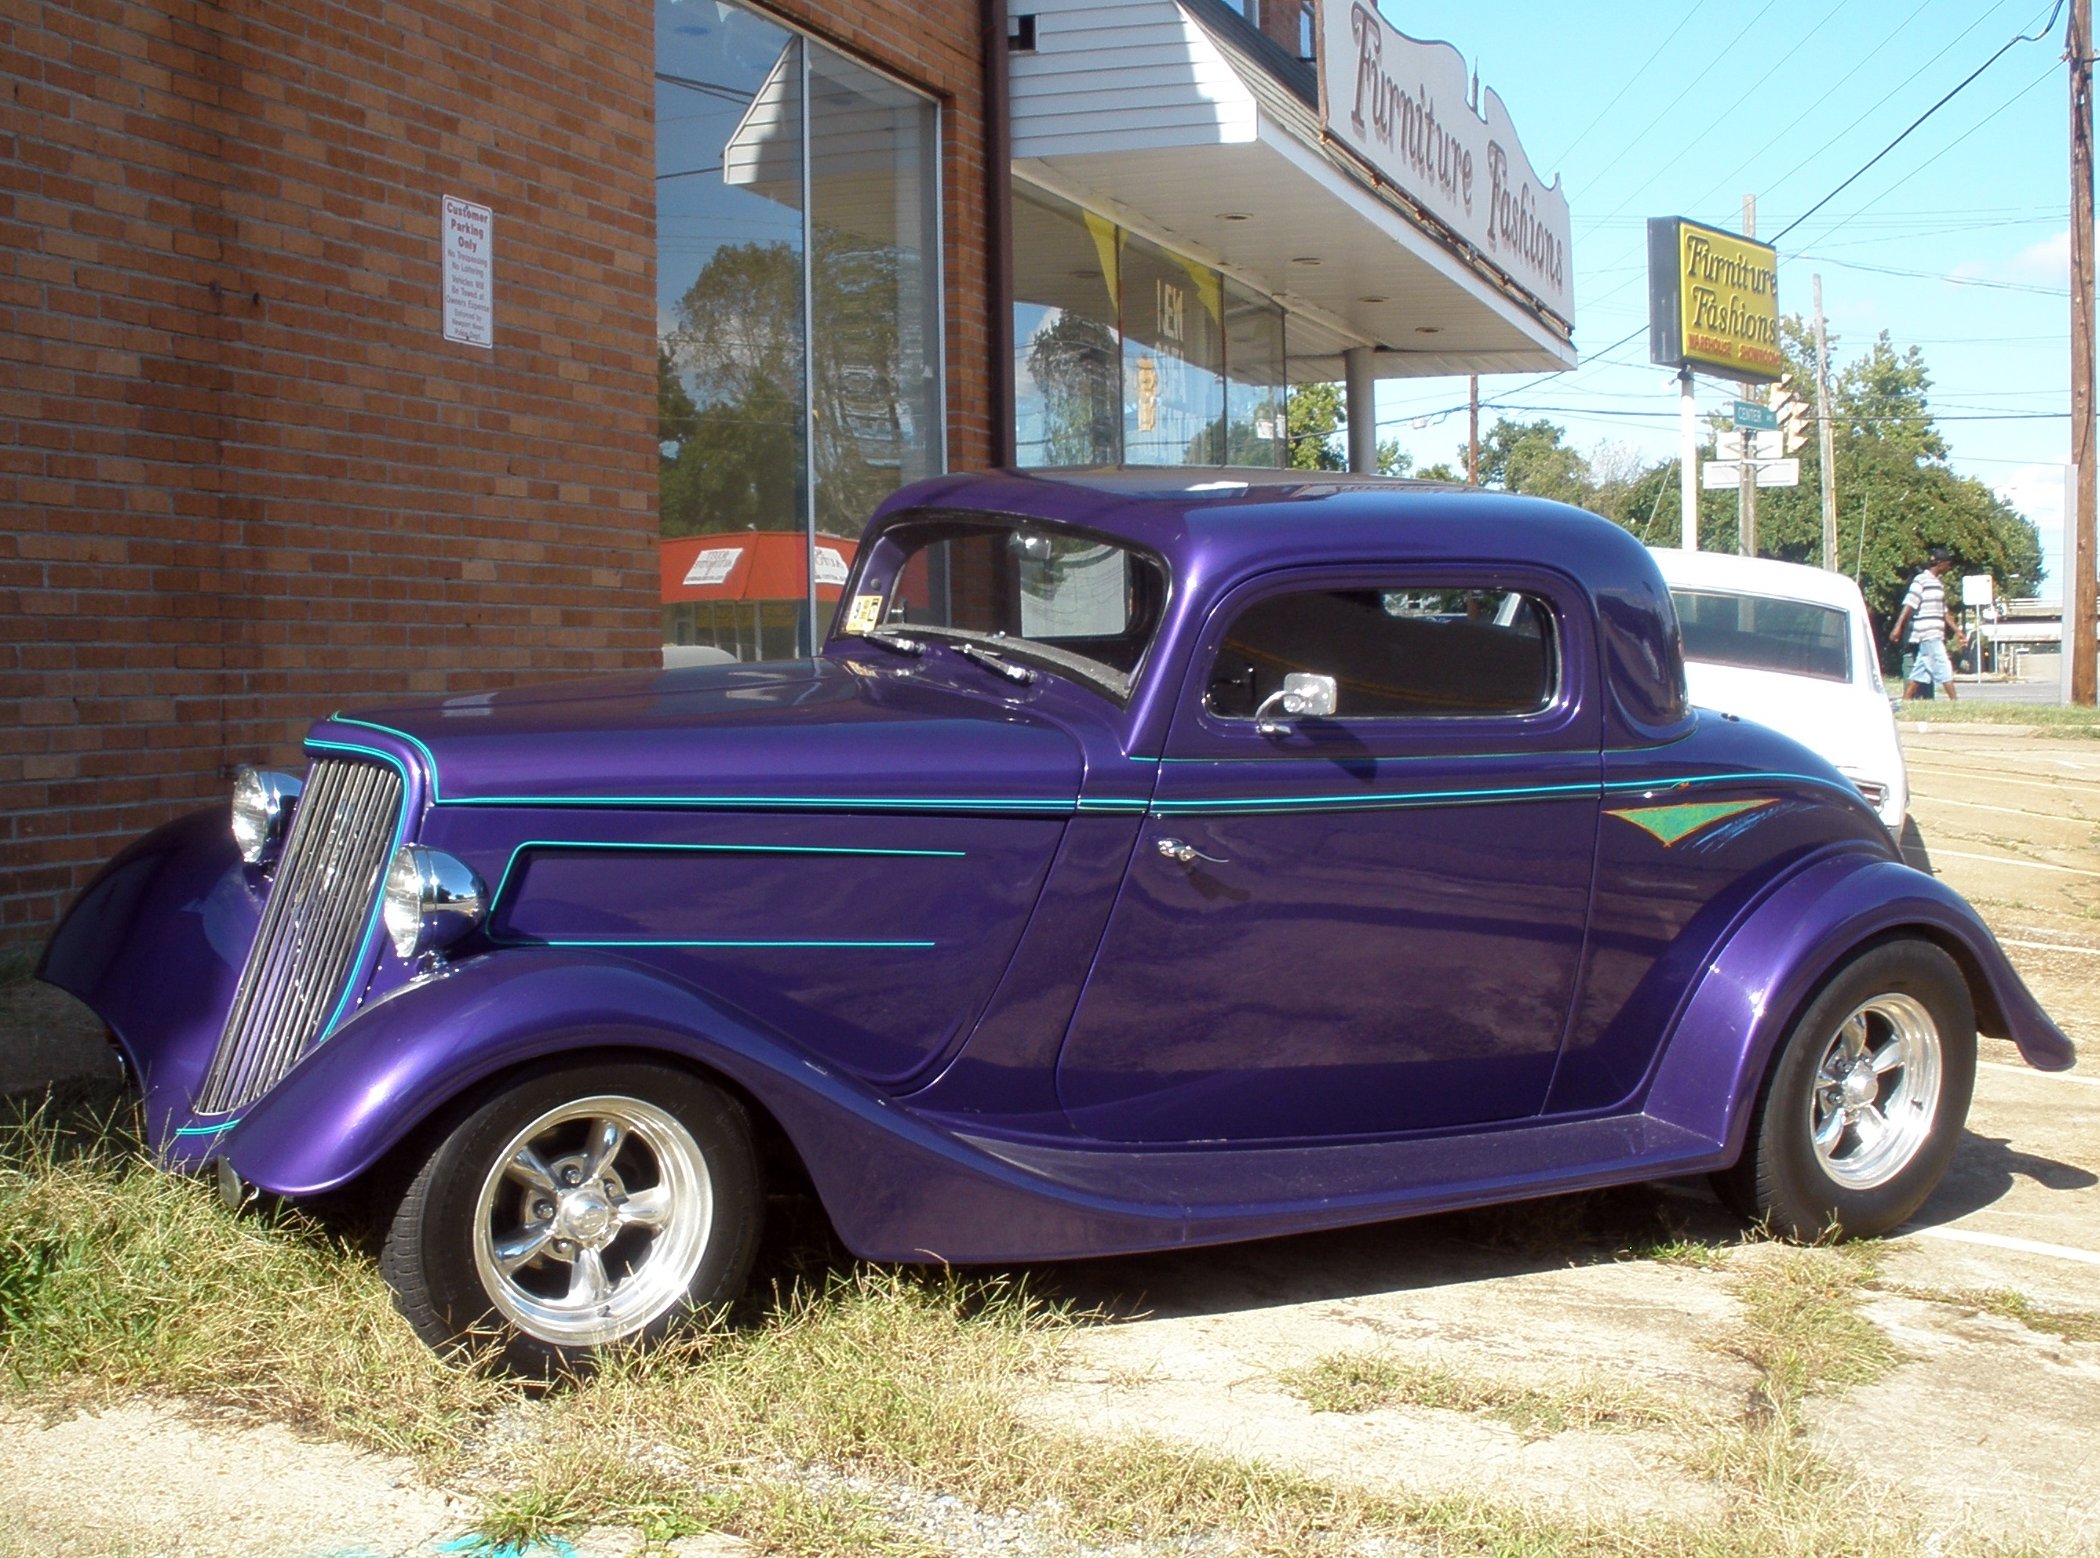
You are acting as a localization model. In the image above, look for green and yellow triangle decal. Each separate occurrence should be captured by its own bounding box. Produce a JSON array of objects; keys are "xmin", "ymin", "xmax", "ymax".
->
[{"xmin": 1607, "ymin": 797, "xmax": 1776, "ymax": 846}]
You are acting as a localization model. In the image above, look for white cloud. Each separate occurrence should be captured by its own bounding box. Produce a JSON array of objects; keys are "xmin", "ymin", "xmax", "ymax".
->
[
  {"xmin": 1993, "ymin": 460, "xmax": 2069, "ymax": 601},
  {"xmin": 1950, "ymin": 228, "xmax": 2071, "ymax": 287}
]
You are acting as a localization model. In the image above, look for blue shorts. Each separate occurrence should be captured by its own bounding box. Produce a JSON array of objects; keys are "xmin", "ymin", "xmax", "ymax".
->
[{"xmin": 1907, "ymin": 638, "xmax": 1954, "ymax": 687}]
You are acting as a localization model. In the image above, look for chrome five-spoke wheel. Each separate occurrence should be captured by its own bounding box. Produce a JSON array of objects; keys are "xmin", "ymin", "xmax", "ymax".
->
[
  {"xmin": 1719, "ymin": 940, "xmax": 1975, "ymax": 1242},
  {"xmin": 382, "ymin": 1059, "xmax": 761, "ymax": 1373},
  {"xmin": 1806, "ymin": 992, "xmax": 1943, "ymax": 1190},
  {"xmin": 472, "ymin": 1095, "xmax": 714, "ymax": 1350}
]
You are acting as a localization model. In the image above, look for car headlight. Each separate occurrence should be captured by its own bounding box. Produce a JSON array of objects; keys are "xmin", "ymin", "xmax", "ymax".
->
[
  {"xmin": 231, "ymin": 766, "xmax": 302, "ymax": 865},
  {"xmin": 382, "ymin": 845, "xmax": 487, "ymax": 962}
]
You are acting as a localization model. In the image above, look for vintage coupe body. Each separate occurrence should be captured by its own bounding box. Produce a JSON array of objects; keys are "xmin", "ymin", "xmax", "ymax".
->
[{"xmin": 42, "ymin": 470, "xmax": 2072, "ymax": 1368}]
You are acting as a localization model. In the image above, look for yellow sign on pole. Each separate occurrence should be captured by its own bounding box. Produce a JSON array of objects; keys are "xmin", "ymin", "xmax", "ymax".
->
[{"xmin": 1647, "ymin": 217, "xmax": 1781, "ymax": 383}]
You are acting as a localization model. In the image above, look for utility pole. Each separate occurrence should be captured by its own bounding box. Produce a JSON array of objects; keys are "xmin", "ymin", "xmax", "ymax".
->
[
  {"xmin": 1814, "ymin": 274, "xmax": 1839, "ymax": 571},
  {"xmin": 1679, "ymin": 368, "xmax": 1699, "ymax": 549},
  {"xmin": 2073, "ymin": 0, "xmax": 2097, "ymax": 703},
  {"xmin": 1467, "ymin": 375, "xmax": 1480, "ymax": 484},
  {"xmin": 1738, "ymin": 194, "xmax": 1759, "ymax": 557}
]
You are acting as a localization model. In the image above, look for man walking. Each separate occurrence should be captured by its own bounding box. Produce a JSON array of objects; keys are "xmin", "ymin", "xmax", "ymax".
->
[{"xmin": 1890, "ymin": 545, "xmax": 1959, "ymax": 701}]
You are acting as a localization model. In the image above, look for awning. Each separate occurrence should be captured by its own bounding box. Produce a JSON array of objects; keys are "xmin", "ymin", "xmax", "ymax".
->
[
  {"xmin": 1008, "ymin": 0, "xmax": 1575, "ymax": 380},
  {"xmin": 660, "ymin": 533, "xmax": 857, "ymax": 604}
]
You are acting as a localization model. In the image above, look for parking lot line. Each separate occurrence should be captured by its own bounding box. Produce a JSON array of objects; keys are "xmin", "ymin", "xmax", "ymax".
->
[
  {"xmin": 1930, "ymin": 848, "xmax": 2100, "ymax": 878},
  {"xmin": 1901, "ymin": 1224, "xmax": 2100, "ymax": 1266},
  {"xmin": 1979, "ymin": 1059, "xmax": 2100, "ymax": 1086},
  {"xmin": 1999, "ymin": 937, "xmax": 2100, "ymax": 957}
]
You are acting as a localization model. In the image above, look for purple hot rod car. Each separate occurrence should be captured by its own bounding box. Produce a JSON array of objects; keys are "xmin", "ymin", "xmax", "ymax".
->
[{"xmin": 41, "ymin": 470, "xmax": 2072, "ymax": 1369}]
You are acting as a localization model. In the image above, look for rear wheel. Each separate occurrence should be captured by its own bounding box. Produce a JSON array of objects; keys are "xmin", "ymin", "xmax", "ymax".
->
[
  {"xmin": 381, "ymin": 1060, "xmax": 761, "ymax": 1373},
  {"xmin": 1718, "ymin": 940, "xmax": 1975, "ymax": 1240}
]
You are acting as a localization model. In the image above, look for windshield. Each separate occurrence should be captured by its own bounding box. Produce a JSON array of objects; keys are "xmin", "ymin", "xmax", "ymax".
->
[
  {"xmin": 1671, "ymin": 588, "xmax": 1851, "ymax": 682},
  {"xmin": 834, "ymin": 511, "xmax": 1169, "ymax": 702}
]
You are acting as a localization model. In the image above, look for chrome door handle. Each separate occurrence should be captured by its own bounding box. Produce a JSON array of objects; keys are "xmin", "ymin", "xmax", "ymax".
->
[{"xmin": 1156, "ymin": 836, "xmax": 1228, "ymax": 866}]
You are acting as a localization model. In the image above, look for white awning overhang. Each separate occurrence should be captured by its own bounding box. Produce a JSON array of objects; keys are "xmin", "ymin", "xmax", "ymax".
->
[{"xmin": 1008, "ymin": 1, "xmax": 1575, "ymax": 381}]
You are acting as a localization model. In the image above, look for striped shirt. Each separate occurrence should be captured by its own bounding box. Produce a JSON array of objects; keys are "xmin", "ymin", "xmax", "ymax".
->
[{"xmin": 1902, "ymin": 568, "xmax": 1947, "ymax": 643}]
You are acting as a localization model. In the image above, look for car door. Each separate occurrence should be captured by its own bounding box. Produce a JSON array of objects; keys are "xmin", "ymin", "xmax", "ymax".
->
[{"xmin": 1056, "ymin": 565, "xmax": 1604, "ymax": 1143}]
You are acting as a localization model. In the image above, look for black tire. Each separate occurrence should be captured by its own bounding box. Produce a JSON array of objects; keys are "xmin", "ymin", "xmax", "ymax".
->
[
  {"xmin": 380, "ymin": 1059, "xmax": 762, "ymax": 1373},
  {"xmin": 1716, "ymin": 940, "xmax": 1975, "ymax": 1241}
]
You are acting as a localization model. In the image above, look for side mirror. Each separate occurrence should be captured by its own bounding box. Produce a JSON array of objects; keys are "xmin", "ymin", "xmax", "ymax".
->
[{"xmin": 1255, "ymin": 672, "xmax": 1338, "ymax": 735}]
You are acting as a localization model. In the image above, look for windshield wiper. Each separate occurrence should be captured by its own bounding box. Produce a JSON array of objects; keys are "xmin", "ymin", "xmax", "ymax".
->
[
  {"xmin": 949, "ymin": 640, "xmax": 1037, "ymax": 685},
  {"xmin": 860, "ymin": 628, "xmax": 925, "ymax": 657}
]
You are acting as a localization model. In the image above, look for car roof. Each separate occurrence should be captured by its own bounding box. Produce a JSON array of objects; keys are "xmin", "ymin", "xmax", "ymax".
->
[
  {"xmin": 865, "ymin": 468, "xmax": 1695, "ymax": 744},
  {"xmin": 1647, "ymin": 547, "xmax": 1872, "ymax": 615}
]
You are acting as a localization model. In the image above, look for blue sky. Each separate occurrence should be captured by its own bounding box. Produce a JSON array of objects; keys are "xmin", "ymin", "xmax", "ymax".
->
[{"xmin": 1373, "ymin": 0, "xmax": 2078, "ymax": 598}]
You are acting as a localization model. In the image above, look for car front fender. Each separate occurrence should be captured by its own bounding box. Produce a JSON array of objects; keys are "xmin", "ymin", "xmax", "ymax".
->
[
  {"xmin": 220, "ymin": 946, "xmax": 1178, "ymax": 1262},
  {"xmin": 1645, "ymin": 851, "xmax": 2074, "ymax": 1155}
]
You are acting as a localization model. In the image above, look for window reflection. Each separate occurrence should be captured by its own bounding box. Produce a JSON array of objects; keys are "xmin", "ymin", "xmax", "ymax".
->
[
  {"xmin": 655, "ymin": 0, "xmax": 942, "ymax": 662},
  {"xmin": 1120, "ymin": 230, "xmax": 1225, "ymax": 467},
  {"xmin": 1013, "ymin": 186, "xmax": 1121, "ymax": 467},
  {"xmin": 1012, "ymin": 184, "xmax": 1288, "ymax": 471}
]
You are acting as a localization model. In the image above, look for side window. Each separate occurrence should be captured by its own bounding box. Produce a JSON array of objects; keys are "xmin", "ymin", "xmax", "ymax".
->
[{"xmin": 1206, "ymin": 587, "xmax": 1557, "ymax": 720}]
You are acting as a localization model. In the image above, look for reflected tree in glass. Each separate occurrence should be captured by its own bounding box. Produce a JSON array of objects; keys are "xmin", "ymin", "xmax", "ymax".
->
[{"xmin": 1027, "ymin": 313, "xmax": 1120, "ymax": 466}]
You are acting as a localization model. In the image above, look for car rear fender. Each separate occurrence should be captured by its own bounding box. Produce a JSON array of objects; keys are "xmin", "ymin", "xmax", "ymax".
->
[
  {"xmin": 218, "ymin": 946, "xmax": 1176, "ymax": 1261},
  {"xmin": 1645, "ymin": 852, "xmax": 2073, "ymax": 1155}
]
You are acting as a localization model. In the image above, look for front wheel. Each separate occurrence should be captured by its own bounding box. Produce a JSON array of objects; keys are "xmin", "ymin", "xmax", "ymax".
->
[
  {"xmin": 1718, "ymin": 940, "xmax": 1976, "ymax": 1241},
  {"xmin": 381, "ymin": 1060, "xmax": 762, "ymax": 1372}
]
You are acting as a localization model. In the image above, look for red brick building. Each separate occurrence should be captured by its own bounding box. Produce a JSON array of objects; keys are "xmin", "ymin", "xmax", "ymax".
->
[{"xmin": 3, "ymin": 0, "xmax": 1573, "ymax": 947}]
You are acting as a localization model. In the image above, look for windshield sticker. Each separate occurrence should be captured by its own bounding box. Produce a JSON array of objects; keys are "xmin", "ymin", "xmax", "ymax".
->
[{"xmin": 845, "ymin": 593, "xmax": 886, "ymax": 635}]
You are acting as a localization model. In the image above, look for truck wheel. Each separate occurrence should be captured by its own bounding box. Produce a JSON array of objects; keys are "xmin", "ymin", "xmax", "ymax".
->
[
  {"xmin": 1718, "ymin": 940, "xmax": 1975, "ymax": 1241},
  {"xmin": 381, "ymin": 1060, "xmax": 761, "ymax": 1373}
]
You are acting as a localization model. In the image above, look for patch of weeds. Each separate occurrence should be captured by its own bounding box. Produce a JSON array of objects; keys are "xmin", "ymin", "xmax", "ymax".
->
[
  {"xmin": 1728, "ymin": 1242, "xmax": 1897, "ymax": 1419},
  {"xmin": 1280, "ymin": 1349, "xmax": 1688, "ymax": 1438},
  {"xmin": 1878, "ymin": 1282, "xmax": 2100, "ymax": 1344},
  {"xmin": 0, "ymin": 1107, "xmax": 503, "ymax": 1463}
]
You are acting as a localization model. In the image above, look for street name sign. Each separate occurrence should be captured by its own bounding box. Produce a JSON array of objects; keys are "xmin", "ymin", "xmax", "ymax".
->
[{"xmin": 1733, "ymin": 399, "xmax": 1778, "ymax": 430}]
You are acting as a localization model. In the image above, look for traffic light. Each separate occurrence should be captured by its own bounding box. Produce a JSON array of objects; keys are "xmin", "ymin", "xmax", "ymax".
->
[{"xmin": 1769, "ymin": 374, "xmax": 1812, "ymax": 456}]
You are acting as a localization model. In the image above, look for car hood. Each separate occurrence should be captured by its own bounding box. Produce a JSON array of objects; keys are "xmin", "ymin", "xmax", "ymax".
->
[
  {"xmin": 1682, "ymin": 659, "xmax": 1905, "ymax": 785},
  {"xmin": 314, "ymin": 657, "xmax": 1089, "ymax": 809}
]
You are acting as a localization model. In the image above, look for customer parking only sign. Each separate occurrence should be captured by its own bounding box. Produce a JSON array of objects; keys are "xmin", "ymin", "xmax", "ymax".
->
[{"xmin": 442, "ymin": 195, "xmax": 493, "ymax": 349}]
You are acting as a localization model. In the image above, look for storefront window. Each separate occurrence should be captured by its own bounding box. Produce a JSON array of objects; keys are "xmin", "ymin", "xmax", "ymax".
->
[
  {"xmin": 1013, "ymin": 184, "xmax": 1290, "ymax": 472},
  {"xmin": 655, "ymin": 0, "xmax": 942, "ymax": 662},
  {"xmin": 1223, "ymin": 277, "xmax": 1285, "ymax": 468},
  {"xmin": 808, "ymin": 48, "xmax": 943, "ymax": 538},
  {"xmin": 1013, "ymin": 186, "xmax": 1121, "ymax": 467},
  {"xmin": 1120, "ymin": 230, "xmax": 1225, "ymax": 467}
]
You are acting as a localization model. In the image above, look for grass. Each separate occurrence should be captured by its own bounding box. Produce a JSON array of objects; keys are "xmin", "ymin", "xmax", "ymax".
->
[
  {"xmin": 0, "ymin": 1114, "xmax": 2058, "ymax": 1557},
  {"xmin": 1876, "ymin": 1282, "xmax": 2100, "ymax": 1345},
  {"xmin": 1887, "ymin": 693, "xmax": 2100, "ymax": 736},
  {"xmin": 1280, "ymin": 1351, "xmax": 1688, "ymax": 1438},
  {"xmin": 1725, "ymin": 1241, "xmax": 1898, "ymax": 1419},
  {"xmin": 0, "ymin": 1102, "xmax": 505, "ymax": 1461}
]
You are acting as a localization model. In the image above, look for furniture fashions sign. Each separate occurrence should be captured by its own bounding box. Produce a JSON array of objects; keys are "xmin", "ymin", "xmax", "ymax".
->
[
  {"xmin": 1646, "ymin": 217, "xmax": 1782, "ymax": 382},
  {"xmin": 1317, "ymin": 2, "xmax": 1571, "ymax": 322}
]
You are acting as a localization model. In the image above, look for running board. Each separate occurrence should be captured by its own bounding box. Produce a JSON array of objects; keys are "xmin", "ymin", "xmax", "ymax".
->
[{"xmin": 952, "ymin": 1112, "xmax": 1728, "ymax": 1247}]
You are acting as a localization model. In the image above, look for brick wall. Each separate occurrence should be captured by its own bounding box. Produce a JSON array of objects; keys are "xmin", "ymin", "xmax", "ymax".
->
[{"xmin": 0, "ymin": 0, "xmax": 991, "ymax": 947}]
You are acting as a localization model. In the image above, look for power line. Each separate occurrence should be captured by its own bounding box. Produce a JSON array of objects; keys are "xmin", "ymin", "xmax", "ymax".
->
[
  {"xmin": 1768, "ymin": 2, "xmax": 2068, "ymax": 245},
  {"xmin": 1565, "ymin": 0, "xmax": 1785, "ymax": 243},
  {"xmin": 1542, "ymin": 1, "xmax": 1713, "ymax": 169},
  {"xmin": 1791, "ymin": 253, "xmax": 2069, "ymax": 295},
  {"xmin": 1784, "ymin": 54, "xmax": 2062, "ymax": 253}
]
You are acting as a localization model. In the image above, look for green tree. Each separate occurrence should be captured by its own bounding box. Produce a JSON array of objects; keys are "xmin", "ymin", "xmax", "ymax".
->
[
  {"xmin": 1283, "ymin": 382, "xmax": 1407, "ymax": 474},
  {"xmin": 1703, "ymin": 321, "xmax": 2041, "ymax": 660},
  {"xmin": 1028, "ymin": 312, "xmax": 1120, "ymax": 466},
  {"xmin": 1473, "ymin": 417, "xmax": 1590, "ymax": 505}
]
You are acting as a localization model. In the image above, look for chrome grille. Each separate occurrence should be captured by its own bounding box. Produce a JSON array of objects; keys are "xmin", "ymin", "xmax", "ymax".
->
[{"xmin": 195, "ymin": 757, "xmax": 405, "ymax": 1116}]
